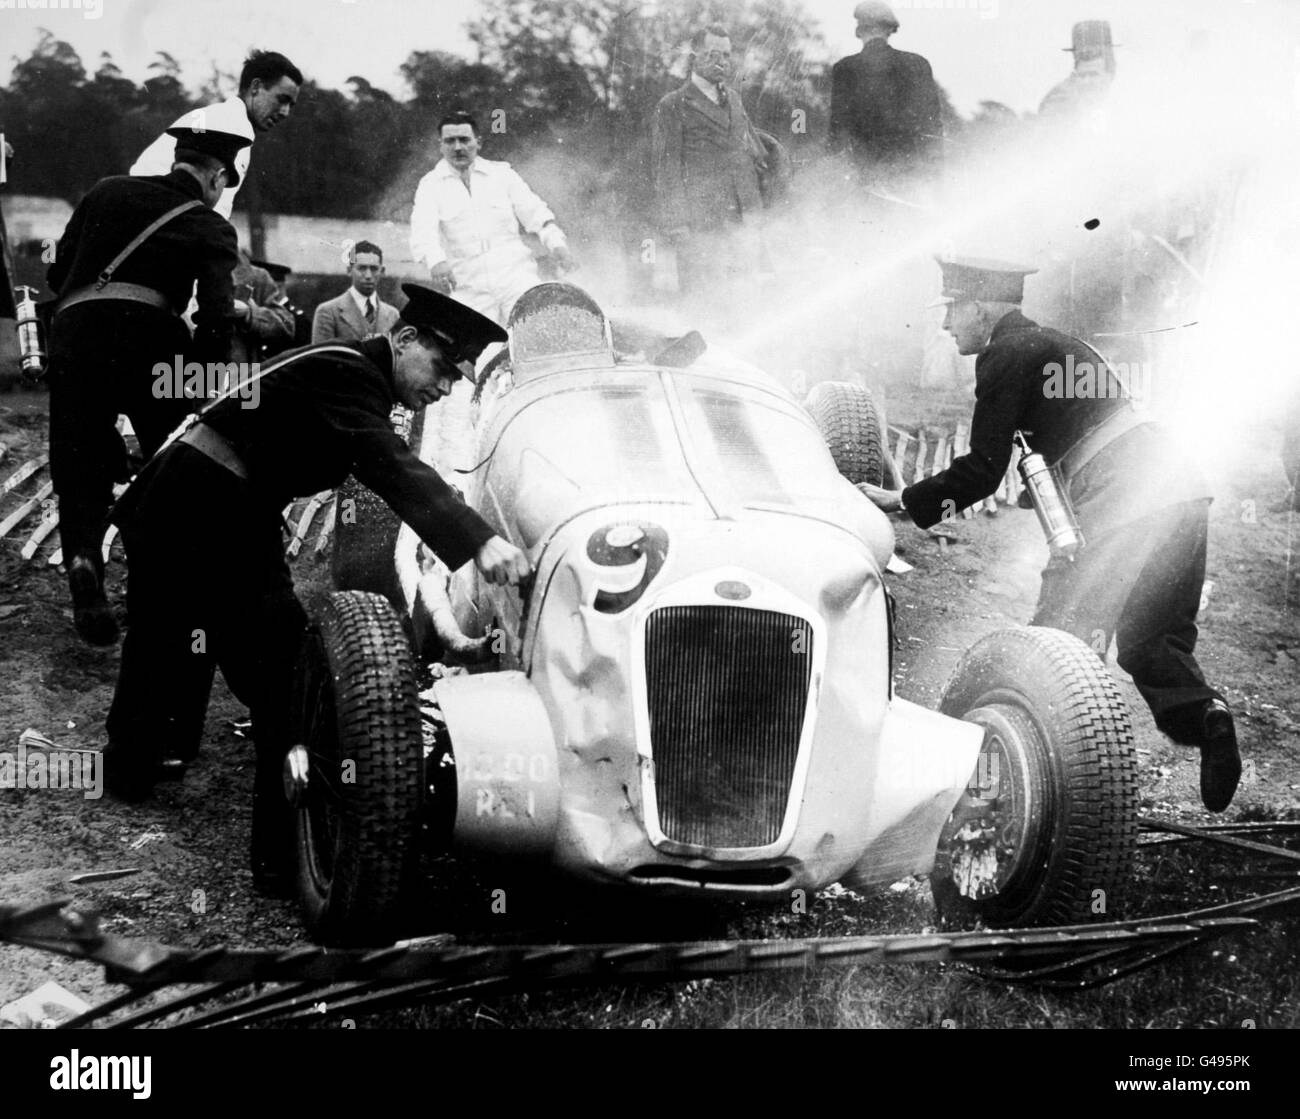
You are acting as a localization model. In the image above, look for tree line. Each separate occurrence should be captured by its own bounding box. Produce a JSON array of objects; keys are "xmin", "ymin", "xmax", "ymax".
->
[{"xmin": 1, "ymin": 0, "xmax": 977, "ymax": 226}]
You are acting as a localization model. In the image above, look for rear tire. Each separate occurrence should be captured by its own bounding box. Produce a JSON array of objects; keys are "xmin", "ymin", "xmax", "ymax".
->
[
  {"xmin": 293, "ymin": 591, "xmax": 425, "ymax": 946},
  {"xmin": 931, "ymin": 626, "xmax": 1139, "ymax": 929},
  {"xmin": 804, "ymin": 381, "xmax": 887, "ymax": 487}
]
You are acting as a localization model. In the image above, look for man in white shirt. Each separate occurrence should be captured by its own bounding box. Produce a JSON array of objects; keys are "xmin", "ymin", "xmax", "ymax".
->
[
  {"xmin": 131, "ymin": 50, "xmax": 302, "ymax": 221},
  {"xmin": 409, "ymin": 110, "xmax": 576, "ymax": 326},
  {"xmin": 312, "ymin": 240, "xmax": 401, "ymax": 342}
]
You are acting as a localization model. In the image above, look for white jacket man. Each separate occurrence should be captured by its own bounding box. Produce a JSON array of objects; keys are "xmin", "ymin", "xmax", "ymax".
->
[{"xmin": 410, "ymin": 110, "xmax": 575, "ymax": 326}]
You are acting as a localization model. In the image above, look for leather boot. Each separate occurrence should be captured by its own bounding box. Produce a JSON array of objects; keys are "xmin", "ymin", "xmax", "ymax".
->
[
  {"xmin": 1199, "ymin": 700, "xmax": 1242, "ymax": 813},
  {"xmin": 67, "ymin": 553, "xmax": 119, "ymax": 646}
]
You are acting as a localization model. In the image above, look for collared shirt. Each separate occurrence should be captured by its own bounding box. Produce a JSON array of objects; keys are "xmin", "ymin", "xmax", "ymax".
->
[
  {"xmin": 691, "ymin": 72, "xmax": 725, "ymax": 104},
  {"xmin": 409, "ymin": 157, "xmax": 566, "ymax": 270},
  {"xmin": 348, "ymin": 286, "xmax": 377, "ymax": 322},
  {"xmin": 130, "ymin": 96, "xmax": 255, "ymax": 221}
]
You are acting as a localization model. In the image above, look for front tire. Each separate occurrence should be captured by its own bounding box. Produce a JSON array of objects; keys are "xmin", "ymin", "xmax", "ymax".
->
[
  {"xmin": 804, "ymin": 381, "xmax": 888, "ymax": 487},
  {"xmin": 293, "ymin": 591, "xmax": 425, "ymax": 945},
  {"xmin": 931, "ymin": 626, "xmax": 1139, "ymax": 928}
]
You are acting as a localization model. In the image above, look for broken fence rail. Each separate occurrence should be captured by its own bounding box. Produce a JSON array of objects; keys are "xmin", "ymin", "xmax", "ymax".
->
[{"xmin": 2, "ymin": 820, "xmax": 1299, "ymax": 1027}]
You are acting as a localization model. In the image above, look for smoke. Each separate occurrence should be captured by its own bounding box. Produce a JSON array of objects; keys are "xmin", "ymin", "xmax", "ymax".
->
[{"xmin": 375, "ymin": 2, "xmax": 1299, "ymax": 481}]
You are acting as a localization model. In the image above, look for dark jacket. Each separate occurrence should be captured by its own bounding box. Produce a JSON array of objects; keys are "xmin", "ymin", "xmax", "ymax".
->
[
  {"xmin": 231, "ymin": 256, "xmax": 296, "ymax": 363},
  {"xmin": 903, "ymin": 311, "xmax": 1208, "ymax": 536},
  {"xmin": 829, "ymin": 39, "xmax": 943, "ymax": 174},
  {"xmin": 192, "ymin": 337, "xmax": 494, "ymax": 571},
  {"xmin": 651, "ymin": 78, "xmax": 765, "ymax": 233},
  {"xmin": 47, "ymin": 169, "xmax": 239, "ymax": 362}
]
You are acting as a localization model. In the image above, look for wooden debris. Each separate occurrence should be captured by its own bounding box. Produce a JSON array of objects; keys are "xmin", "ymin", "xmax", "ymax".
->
[
  {"xmin": 0, "ymin": 455, "xmax": 47, "ymax": 497},
  {"xmin": 286, "ymin": 491, "xmax": 333, "ymax": 558},
  {"xmin": 20, "ymin": 512, "xmax": 58, "ymax": 561},
  {"xmin": 0, "ymin": 480, "xmax": 53, "ymax": 540},
  {"xmin": 314, "ymin": 496, "xmax": 338, "ymax": 556}
]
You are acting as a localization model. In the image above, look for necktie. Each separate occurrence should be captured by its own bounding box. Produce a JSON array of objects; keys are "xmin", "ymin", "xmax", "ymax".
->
[
  {"xmin": 716, "ymin": 84, "xmax": 728, "ymax": 108},
  {"xmin": 365, "ymin": 297, "xmax": 375, "ymax": 328}
]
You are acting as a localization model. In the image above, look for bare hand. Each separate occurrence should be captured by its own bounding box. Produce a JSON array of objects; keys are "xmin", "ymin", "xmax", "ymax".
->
[
  {"xmin": 429, "ymin": 262, "xmax": 456, "ymax": 294},
  {"xmin": 475, "ymin": 535, "xmax": 532, "ymax": 587},
  {"xmin": 552, "ymin": 244, "xmax": 578, "ymax": 273},
  {"xmin": 857, "ymin": 482, "xmax": 905, "ymax": 514}
]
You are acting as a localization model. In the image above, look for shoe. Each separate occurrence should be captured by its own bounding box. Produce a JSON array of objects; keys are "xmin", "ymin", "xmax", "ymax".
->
[
  {"xmin": 250, "ymin": 794, "xmax": 297, "ymax": 899},
  {"xmin": 1198, "ymin": 700, "xmax": 1241, "ymax": 813},
  {"xmin": 100, "ymin": 743, "xmax": 156, "ymax": 804},
  {"xmin": 68, "ymin": 555, "xmax": 119, "ymax": 646}
]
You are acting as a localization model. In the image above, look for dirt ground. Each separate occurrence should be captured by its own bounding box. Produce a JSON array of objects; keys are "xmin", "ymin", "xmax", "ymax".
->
[{"xmin": 1, "ymin": 381, "xmax": 1298, "ymax": 1026}]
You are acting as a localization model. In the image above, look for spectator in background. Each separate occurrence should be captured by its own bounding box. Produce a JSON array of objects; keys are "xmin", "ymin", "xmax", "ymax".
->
[
  {"xmin": 251, "ymin": 259, "xmax": 311, "ymax": 348},
  {"xmin": 829, "ymin": 2, "xmax": 943, "ymax": 190},
  {"xmin": 230, "ymin": 249, "xmax": 294, "ymax": 362},
  {"xmin": 312, "ymin": 239, "xmax": 400, "ymax": 343},
  {"xmin": 410, "ymin": 111, "xmax": 576, "ymax": 327},
  {"xmin": 131, "ymin": 50, "xmax": 302, "ymax": 221},
  {"xmin": 651, "ymin": 23, "xmax": 767, "ymax": 298},
  {"xmin": 1039, "ymin": 21, "xmax": 1118, "ymax": 120}
]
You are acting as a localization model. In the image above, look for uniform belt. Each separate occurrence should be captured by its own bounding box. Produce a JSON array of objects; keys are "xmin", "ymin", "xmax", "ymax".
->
[
  {"xmin": 179, "ymin": 423, "xmax": 249, "ymax": 481},
  {"xmin": 1056, "ymin": 406, "xmax": 1155, "ymax": 482},
  {"xmin": 56, "ymin": 282, "xmax": 173, "ymax": 316}
]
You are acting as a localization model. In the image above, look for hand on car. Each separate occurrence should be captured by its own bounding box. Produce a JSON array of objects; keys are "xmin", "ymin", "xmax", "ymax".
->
[
  {"xmin": 475, "ymin": 535, "xmax": 532, "ymax": 586},
  {"xmin": 857, "ymin": 483, "xmax": 905, "ymax": 514},
  {"xmin": 429, "ymin": 262, "xmax": 456, "ymax": 294}
]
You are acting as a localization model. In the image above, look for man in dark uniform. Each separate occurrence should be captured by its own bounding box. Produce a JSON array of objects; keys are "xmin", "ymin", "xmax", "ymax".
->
[
  {"xmin": 860, "ymin": 258, "xmax": 1242, "ymax": 812},
  {"xmin": 230, "ymin": 249, "xmax": 295, "ymax": 363},
  {"xmin": 828, "ymin": 2, "xmax": 943, "ymax": 187},
  {"xmin": 250, "ymin": 259, "xmax": 312, "ymax": 350},
  {"xmin": 46, "ymin": 126, "xmax": 250, "ymax": 646},
  {"xmin": 102, "ymin": 285, "xmax": 531, "ymax": 893}
]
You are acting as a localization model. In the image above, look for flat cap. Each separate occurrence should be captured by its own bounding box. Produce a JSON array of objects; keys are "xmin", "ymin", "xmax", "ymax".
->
[
  {"xmin": 398, "ymin": 283, "xmax": 507, "ymax": 364},
  {"xmin": 250, "ymin": 259, "xmax": 292, "ymax": 283},
  {"xmin": 854, "ymin": 1, "xmax": 899, "ymax": 31},
  {"xmin": 930, "ymin": 256, "xmax": 1038, "ymax": 306}
]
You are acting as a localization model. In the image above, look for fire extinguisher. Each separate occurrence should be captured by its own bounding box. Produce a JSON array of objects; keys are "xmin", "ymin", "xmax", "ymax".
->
[
  {"xmin": 1015, "ymin": 430, "xmax": 1085, "ymax": 560},
  {"xmin": 13, "ymin": 285, "xmax": 48, "ymax": 383}
]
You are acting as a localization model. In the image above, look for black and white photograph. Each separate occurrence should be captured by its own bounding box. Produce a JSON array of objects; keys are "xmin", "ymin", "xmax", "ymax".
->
[{"xmin": 0, "ymin": 0, "xmax": 1297, "ymax": 1053}]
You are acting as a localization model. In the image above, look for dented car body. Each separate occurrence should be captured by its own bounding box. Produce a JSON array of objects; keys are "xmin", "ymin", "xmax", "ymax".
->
[{"xmin": 401, "ymin": 288, "xmax": 983, "ymax": 899}]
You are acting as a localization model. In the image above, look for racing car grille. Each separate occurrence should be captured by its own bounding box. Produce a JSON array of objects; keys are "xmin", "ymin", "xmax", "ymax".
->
[{"xmin": 645, "ymin": 606, "xmax": 813, "ymax": 849}]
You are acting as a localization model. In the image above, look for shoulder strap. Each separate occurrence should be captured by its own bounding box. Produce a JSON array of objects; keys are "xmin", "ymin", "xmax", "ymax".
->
[
  {"xmin": 195, "ymin": 344, "xmax": 361, "ymax": 421},
  {"xmin": 96, "ymin": 200, "xmax": 203, "ymax": 290},
  {"xmin": 149, "ymin": 345, "xmax": 363, "ymax": 464}
]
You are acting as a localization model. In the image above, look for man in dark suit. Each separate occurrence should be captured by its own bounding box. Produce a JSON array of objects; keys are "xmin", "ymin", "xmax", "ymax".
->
[
  {"xmin": 828, "ymin": 2, "xmax": 943, "ymax": 188},
  {"xmin": 651, "ymin": 23, "xmax": 766, "ymax": 296},
  {"xmin": 46, "ymin": 126, "xmax": 250, "ymax": 646},
  {"xmin": 860, "ymin": 257, "xmax": 1242, "ymax": 813},
  {"xmin": 103, "ymin": 285, "xmax": 531, "ymax": 892},
  {"xmin": 311, "ymin": 239, "xmax": 401, "ymax": 342}
]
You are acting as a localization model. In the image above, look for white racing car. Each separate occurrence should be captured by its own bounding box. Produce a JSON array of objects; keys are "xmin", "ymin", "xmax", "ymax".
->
[{"xmin": 289, "ymin": 283, "xmax": 1138, "ymax": 946}]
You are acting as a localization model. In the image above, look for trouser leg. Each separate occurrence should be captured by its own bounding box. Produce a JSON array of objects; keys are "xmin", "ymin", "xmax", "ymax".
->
[
  {"xmin": 107, "ymin": 517, "xmax": 215, "ymax": 765},
  {"xmin": 211, "ymin": 538, "xmax": 309, "ymax": 882},
  {"xmin": 48, "ymin": 343, "xmax": 124, "ymax": 573},
  {"xmin": 1030, "ymin": 520, "xmax": 1147, "ymax": 655},
  {"xmin": 1114, "ymin": 501, "xmax": 1222, "ymax": 742}
]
